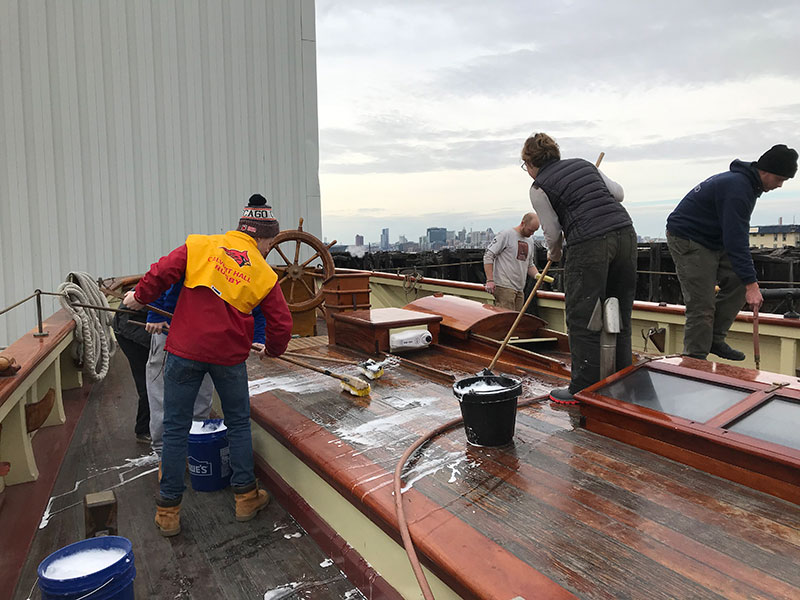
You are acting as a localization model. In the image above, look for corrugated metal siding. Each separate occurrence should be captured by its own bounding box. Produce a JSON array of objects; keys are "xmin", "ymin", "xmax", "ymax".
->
[{"xmin": 0, "ymin": 0, "xmax": 319, "ymax": 345}]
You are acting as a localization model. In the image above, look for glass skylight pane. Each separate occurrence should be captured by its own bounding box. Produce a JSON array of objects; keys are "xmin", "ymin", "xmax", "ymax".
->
[
  {"xmin": 597, "ymin": 369, "xmax": 749, "ymax": 422},
  {"xmin": 726, "ymin": 397, "xmax": 800, "ymax": 451}
]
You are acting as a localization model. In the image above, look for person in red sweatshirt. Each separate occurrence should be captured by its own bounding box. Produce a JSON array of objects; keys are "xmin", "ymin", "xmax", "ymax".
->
[{"xmin": 123, "ymin": 194, "xmax": 292, "ymax": 536}]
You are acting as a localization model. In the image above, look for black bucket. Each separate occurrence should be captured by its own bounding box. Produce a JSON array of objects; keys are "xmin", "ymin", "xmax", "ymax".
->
[{"xmin": 453, "ymin": 375, "xmax": 522, "ymax": 447}]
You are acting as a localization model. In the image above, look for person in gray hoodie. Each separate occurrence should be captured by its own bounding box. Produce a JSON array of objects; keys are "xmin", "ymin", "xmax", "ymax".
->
[{"xmin": 666, "ymin": 144, "xmax": 797, "ymax": 361}]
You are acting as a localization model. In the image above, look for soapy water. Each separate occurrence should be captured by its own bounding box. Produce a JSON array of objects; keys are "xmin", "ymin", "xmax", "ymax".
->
[
  {"xmin": 43, "ymin": 548, "xmax": 127, "ymax": 580},
  {"xmin": 189, "ymin": 419, "xmax": 226, "ymax": 435},
  {"xmin": 456, "ymin": 380, "xmax": 508, "ymax": 394}
]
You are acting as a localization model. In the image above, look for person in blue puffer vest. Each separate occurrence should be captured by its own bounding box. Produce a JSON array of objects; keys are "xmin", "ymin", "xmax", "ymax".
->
[{"xmin": 667, "ymin": 144, "xmax": 797, "ymax": 361}]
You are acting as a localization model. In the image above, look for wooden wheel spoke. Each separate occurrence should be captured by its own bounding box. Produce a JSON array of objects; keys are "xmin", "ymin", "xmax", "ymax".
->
[
  {"xmin": 274, "ymin": 244, "xmax": 292, "ymax": 267},
  {"xmin": 299, "ymin": 250, "xmax": 322, "ymax": 270},
  {"xmin": 266, "ymin": 227, "xmax": 336, "ymax": 312}
]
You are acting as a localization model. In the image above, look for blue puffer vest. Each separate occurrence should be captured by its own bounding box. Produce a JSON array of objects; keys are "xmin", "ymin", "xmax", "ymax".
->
[{"xmin": 533, "ymin": 158, "xmax": 632, "ymax": 245}]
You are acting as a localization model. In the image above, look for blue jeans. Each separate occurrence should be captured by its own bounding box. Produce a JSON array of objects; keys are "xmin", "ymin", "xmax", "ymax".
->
[{"xmin": 160, "ymin": 353, "xmax": 255, "ymax": 500}]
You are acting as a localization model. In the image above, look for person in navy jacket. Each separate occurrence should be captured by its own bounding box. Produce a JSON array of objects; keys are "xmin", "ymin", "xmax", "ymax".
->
[{"xmin": 667, "ymin": 144, "xmax": 797, "ymax": 361}]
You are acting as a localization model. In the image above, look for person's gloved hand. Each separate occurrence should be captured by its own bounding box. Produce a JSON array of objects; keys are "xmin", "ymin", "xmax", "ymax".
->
[
  {"xmin": 485, "ymin": 280, "xmax": 496, "ymax": 293},
  {"xmin": 534, "ymin": 273, "xmax": 554, "ymax": 284}
]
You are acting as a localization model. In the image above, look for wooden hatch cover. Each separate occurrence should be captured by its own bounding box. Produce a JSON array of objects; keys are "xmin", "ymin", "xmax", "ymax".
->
[{"xmin": 404, "ymin": 294, "xmax": 547, "ymax": 340}]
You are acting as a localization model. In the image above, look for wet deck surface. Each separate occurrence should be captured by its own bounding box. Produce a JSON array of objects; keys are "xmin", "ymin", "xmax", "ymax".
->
[
  {"xmin": 248, "ymin": 341, "xmax": 800, "ymax": 600},
  {"xmin": 14, "ymin": 350, "xmax": 366, "ymax": 600}
]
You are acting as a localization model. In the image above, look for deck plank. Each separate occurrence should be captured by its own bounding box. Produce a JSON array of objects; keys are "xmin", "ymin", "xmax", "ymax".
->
[
  {"xmin": 246, "ymin": 346, "xmax": 800, "ymax": 600},
  {"xmin": 13, "ymin": 351, "xmax": 365, "ymax": 600}
]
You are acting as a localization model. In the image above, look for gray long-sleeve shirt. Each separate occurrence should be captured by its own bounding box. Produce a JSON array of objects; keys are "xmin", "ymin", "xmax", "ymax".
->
[{"xmin": 483, "ymin": 228, "xmax": 536, "ymax": 292}]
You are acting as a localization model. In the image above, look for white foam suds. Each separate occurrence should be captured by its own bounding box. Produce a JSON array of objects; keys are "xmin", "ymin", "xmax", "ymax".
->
[
  {"xmin": 263, "ymin": 582, "xmax": 301, "ymax": 599},
  {"xmin": 40, "ymin": 453, "xmax": 158, "ymax": 529},
  {"xmin": 335, "ymin": 407, "xmax": 428, "ymax": 447},
  {"xmin": 43, "ymin": 548, "xmax": 127, "ymax": 580},
  {"xmin": 456, "ymin": 380, "xmax": 508, "ymax": 394},
  {"xmin": 249, "ymin": 374, "xmax": 329, "ymax": 396},
  {"xmin": 189, "ymin": 420, "xmax": 226, "ymax": 435},
  {"xmin": 320, "ymin": 558, "xmax": 334, "ymax": 568},
  {"xmin": 400, "ymin": 451, "xmax": 467, "ymax": 493},
  {"xmin": 283, "ymin": 532, "xmax": 302, "ymax": 539}
]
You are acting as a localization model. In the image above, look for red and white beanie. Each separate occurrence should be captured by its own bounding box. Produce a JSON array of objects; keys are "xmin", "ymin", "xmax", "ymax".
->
[{"xmin": 237, "ymin": 194, "xmax": 280, "ymax": 238}]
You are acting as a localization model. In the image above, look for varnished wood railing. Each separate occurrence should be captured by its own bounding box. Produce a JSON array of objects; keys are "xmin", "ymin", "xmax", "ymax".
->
[
  {"xmin": 366, "ymin": 272, "xmax": 800, "ymax": 376},
  {"xmin": 0, "ymin": 310, "xmax": 82, "ymax": 494}
]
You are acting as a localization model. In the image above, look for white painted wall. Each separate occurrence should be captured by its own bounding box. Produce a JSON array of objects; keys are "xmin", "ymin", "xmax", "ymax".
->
[{"xmin": 0, "ymin": 0, "xmax": 320, "ymax": 345}]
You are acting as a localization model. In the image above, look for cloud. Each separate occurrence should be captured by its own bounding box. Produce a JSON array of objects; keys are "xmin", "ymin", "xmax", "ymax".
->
[{"xmin": 315, "ymin": 0, "xmax": 800, "ymax": 242}]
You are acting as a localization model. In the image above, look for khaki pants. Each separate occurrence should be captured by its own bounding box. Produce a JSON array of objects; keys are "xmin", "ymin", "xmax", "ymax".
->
[
  {"xmin": 667, "ymin": 232, "xmax": 745, "ymax": 358},
  {"xmin": 494, "ymin": 286, "xmax": 523, "ymax": 311}
]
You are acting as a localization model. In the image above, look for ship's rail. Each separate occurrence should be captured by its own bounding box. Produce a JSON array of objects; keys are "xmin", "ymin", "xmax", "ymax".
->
[
  {"xmin": 364, "ymin": 270, "xmax": 800, "ymax": 376},
  {"xmin": 0, "ymin": 310, "xmax": 83, "ymax": 496}
]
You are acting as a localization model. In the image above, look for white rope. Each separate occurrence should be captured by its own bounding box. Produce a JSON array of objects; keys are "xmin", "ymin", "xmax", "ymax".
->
[{"xmin": 58, "ymin": 272, "xmax": 116, "ymax": 381}]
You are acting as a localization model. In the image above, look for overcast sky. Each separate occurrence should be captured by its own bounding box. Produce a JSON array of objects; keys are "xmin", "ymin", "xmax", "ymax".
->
[{"xmin": 315, "ymin": 1, "xmax": 800, "ymax": 246}]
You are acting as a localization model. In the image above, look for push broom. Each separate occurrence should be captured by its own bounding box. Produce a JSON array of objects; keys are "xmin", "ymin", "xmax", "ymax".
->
[{"xmin": 104, "ymin": 285, "xmax": 371, "ymax": 395}]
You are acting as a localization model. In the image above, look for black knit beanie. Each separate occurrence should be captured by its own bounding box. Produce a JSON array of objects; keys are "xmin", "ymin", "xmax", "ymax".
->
[
  {"xmin": 237, "ymin": 194, "xmax": 280, "ymax": 238},
  {"xmin": 756, "ymin": 144, "xmax": 798, "ymax": 179}
]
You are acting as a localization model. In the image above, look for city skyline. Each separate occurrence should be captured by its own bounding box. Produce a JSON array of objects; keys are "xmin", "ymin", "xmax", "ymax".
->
[{"xmin": 316, "ymin": 1, "xmax": 800, "ymax": 247}]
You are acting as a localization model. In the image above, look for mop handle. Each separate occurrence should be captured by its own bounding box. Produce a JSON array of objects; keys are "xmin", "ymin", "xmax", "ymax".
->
[
  {"xmin": 486, "ymin": 259, "xmax": 553, "ymax": 372},
  {"xmin": 485, "ymin": 151, "xmax": 604, "ymax": 373}
]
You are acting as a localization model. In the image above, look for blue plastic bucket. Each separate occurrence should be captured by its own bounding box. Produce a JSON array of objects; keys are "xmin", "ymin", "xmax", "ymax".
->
[
  {"xmin": 187, "ymin": 419, "xmax": 231, "ymax": 491},
  {"xmin": 37, "ymin": 535, "xmax": 135, "ymax": 600}
]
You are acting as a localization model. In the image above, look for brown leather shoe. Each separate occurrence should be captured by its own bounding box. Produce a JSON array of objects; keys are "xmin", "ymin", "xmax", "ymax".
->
[
  {"xmin": 234, "ymin": 484, "xmax": 270, "ymax": 522},
  {"xmin": 155, "ymin": 497, "xmax": 181, "ymax": 536}
]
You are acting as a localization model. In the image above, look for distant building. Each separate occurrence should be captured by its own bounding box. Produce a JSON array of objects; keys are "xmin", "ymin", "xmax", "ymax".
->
[
  {"xmin": 427, "ymin": 227, "xmax": 447, "ymax": 244},
  {"xmin": 380, "ymin": 228, "xmax": 389, "ymax": 250},
  {"xmin": 355, "ymin": 234, "xmax": 364, "ymax": 246},
  {"xmin": 750, "ymin": 224, "xmax": 800, "ymax": 248},
  {"xmin": 398, "ymin": 235, "xmax": 408, "ymax": 244}
]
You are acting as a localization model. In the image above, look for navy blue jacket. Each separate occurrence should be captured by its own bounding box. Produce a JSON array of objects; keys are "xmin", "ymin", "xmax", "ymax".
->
[
  {"xmin": 667, "ymin": 160, "xmax": 763, "ymax": 284},
  {"xmin": 146, "ymin": 280, "xmax": 267, "ymax": 344}
]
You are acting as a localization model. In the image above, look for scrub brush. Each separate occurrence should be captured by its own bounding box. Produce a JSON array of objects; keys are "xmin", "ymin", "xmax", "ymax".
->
[{"xmin": 357, "ymin": 358, "xmax": 387, "ymax": 380}]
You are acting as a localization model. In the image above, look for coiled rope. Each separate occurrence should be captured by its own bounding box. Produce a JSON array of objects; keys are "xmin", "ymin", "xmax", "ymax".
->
[{"xmin": 58, "ymin": 272, "xmax": 115, "ymax": 381}]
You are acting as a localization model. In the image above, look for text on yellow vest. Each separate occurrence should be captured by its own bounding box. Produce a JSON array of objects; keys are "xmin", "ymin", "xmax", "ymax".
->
[{"xmin": 184, "ymin": 231, "xmax": 277, "ymax": 313}]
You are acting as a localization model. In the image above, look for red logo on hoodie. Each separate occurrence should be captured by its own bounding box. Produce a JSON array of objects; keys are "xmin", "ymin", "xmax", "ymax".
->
[{"xmin": 220, "ymin": 247, "xmax": 251, "ymax": 267}]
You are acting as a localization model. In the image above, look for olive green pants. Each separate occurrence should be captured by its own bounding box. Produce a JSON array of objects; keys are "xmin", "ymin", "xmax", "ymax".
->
[{"xmin": 666, "ymin": 232, "xmax": 746, "ymax": 359}]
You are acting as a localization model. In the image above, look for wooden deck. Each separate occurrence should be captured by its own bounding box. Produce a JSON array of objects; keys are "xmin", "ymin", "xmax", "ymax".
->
[
  {"xmin": 247, "ymin": 340, "xmax": 800, "ymax": 600},
  {"xmin": 10, "ymin": 334, "xmax": 800, "ymax": 599},
  {"xmin": 12, "ymin": 350, "xmax": 366, "ymax": 600}
]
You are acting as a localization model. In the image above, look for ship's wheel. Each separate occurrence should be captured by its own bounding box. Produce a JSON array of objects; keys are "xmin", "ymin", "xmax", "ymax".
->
[{"xmin": 266, "ymin": 218, "xmax": 336, "ymax": 312}]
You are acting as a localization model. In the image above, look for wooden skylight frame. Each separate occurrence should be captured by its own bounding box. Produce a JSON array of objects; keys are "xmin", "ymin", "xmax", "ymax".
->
[{"xmin": 577, "ymin": 357, "xmax": 800, "ymax": 504}]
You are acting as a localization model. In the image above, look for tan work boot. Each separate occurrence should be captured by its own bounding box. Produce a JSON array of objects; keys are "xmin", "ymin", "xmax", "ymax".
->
[
  {"xmin": 234, "ymin": 483, "xmax": 270, "ymax": 522},
  {"xmin": 155, "ymin": 498, "xmax": 181, "ymax": 536}
]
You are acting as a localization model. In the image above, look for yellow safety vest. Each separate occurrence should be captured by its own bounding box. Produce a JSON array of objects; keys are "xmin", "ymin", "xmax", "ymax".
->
[{"xmin": 184, "ymin": 230, "xmax": 277, "ymax": 313}]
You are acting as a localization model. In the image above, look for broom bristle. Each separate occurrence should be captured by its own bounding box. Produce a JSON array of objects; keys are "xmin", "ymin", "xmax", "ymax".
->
[
  {"xmin": 358, "ymin": 366, "xmax": 384, "ymax": 380},
  {"xmin": 340, "ymin": 378, "xmax": 371, "ymax": 397}
]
